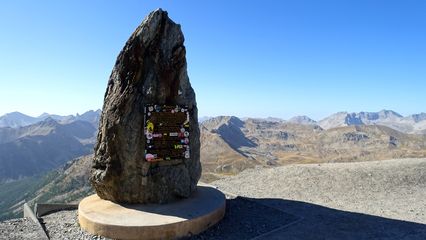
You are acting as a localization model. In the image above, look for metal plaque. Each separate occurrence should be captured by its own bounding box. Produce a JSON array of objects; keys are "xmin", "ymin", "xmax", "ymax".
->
[{"xmin": 144, "ymin": 105, "xmax": 190, "ymax": 162}]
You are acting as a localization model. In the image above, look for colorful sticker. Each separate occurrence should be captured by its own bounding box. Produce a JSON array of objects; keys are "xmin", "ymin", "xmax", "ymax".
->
[{"xmin": 144, "ymin": 105, "xmax": 191, "ymax": 162}]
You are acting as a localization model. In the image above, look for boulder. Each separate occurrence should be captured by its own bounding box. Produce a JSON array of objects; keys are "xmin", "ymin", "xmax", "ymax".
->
[{"xmin": 90, "ymin": 9, "xmax": 201, "ymax": 203}]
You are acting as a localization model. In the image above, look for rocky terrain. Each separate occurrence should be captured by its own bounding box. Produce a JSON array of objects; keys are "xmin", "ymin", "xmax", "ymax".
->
[
  {"xmin": 0, "ymin": 118, "xmax": 96, "ymax": 182},
  {"xmin": 2, "ymin": 113, "xmax": 426, "ymax": 219},
  {"xmin": 201, "ymin": 116, "xmax": 426, "ymax": 181},
  {"xmin": 0, "ymin": 109, "xmax": 426, "ymax": 221},
  {"xmin": 213, "ymin": 158, "xmax": 426, "ymax": 224},
  {"xmin": 0, "ymin": 108, "xmax": 424, "ymax": 184},
  {"xmin": 0, "ymin": 218, "xmax": 46, "ymax": 240},
  {"xmin": 318, "ymin": 110, "xmax": 426, "ymax": 134},
  {"xmin": 287, "ymin": 115, "xmax": 317, "ymax": 125},
  {"xmin": 210, "ymin": 158, "xmax": 426, "ymax": 239},
  {"xmin": 1, "ymin": 158, "xmax": 424, "ymax": 239},
  {"xmin": 0, "ymin": 155, "xmax": 93, "ymax": 220}
]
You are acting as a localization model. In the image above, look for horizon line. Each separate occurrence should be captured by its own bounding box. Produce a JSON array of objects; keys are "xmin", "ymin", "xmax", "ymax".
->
[{"xmin": 1, "ymin": 108, "xmax": 425, "ymax": 122}]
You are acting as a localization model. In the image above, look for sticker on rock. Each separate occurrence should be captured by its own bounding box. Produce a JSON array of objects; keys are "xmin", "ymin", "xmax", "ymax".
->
[{"xmin": 144, "ymin": 105, "xmax": 190, "ymax": 162}]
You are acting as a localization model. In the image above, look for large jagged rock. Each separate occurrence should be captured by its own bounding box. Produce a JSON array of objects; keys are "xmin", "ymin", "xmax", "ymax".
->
[{"xmin": 90, "ymin": 9, "xmax": 201, "ymax": 203}]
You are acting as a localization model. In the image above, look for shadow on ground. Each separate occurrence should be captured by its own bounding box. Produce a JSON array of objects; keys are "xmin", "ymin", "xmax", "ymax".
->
[{"xmin": 189, "ymin": 197, "xmax": 426, "ymax": 240}]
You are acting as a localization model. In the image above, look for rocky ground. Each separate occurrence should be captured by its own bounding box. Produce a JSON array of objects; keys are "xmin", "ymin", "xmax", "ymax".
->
[
  {"xmin": 212, "ymin": 157, "xmax": 426, "ymax": 224},
  {"xmin": 0, "ymin": 218, "xmax": 45, "ymax": 240},
  {"xmin": 212, "ymin": 158, "xmax": 426, "ymax": 239},
  {"xmin": 42, "ymin": 210, "xmax": 108, "ymax": 240},
  {"xmin": 1, "ymin": 158, "xmax": 425, "ymax": 239},
  {"xmin": 37, "ymin": 197, "xmax": 298, "ymax": 240},
  {"xmin": 200, "ymin": 116, "xmax": 426, "ymax": 182}
]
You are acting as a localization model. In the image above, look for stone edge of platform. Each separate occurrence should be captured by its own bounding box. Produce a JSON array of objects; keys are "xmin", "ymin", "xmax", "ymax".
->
[{"xmin": 78, "ymin": 186, "xmax": 226, "ymax": 240}]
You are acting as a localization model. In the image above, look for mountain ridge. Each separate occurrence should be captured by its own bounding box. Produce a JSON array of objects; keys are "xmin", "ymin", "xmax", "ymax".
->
[
  {"xmin": 200, "ymin": 110, "xmax": 426, "ymax": 134},
  {"xmin": 0, "ymin": 112, "xmax": 425, "ymax": 220},
  {"xmin": 2, "ymin": 109, "xmax": 426, "ymax": 133},
  {"xmin": 0, "ymin": 109, "xmax": 101, "ymax": 128},
  {"xmin": 199, "ymin": 115, "xmax": 426, "ymax": 181},
  {"xmin": 318, "ymin": 110, "xmax": 426, "ymax": 134},
  {"xmin": 0, "ymin": 117, "xmax": 97, "ymax": 182}
]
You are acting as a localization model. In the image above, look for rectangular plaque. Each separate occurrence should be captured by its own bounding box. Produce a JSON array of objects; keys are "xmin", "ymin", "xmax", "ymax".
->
[{"xmin": 144, "ymin": 105, "xmax": 190, "ymax": 162}]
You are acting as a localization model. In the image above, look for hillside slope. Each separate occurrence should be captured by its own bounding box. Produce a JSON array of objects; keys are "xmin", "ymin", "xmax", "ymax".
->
[
  {"xmin": 0, "ymin": 119, "xmax": 96, "ymax": 182},
  {"xmin": 1, "ymin": 115, "xmax": 426, "ymax": 220},
  {"xmin": 200, "ymin": 116, "xmax": 426, "ymax": 181},
  {"xmin": 0, "ymin": 155, "xmax": 93, "ymax": 220}
]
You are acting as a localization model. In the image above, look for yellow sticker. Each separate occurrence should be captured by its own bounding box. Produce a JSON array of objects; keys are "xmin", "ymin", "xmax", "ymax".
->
[{"xmin": 146, "ymin": 120, "xmax": 154, "ymax": 133}]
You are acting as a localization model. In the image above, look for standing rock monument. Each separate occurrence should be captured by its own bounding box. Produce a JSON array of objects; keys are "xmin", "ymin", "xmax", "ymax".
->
[
  {"xmin": 90, "ymin": 8, "xmax": 201, "ymax": 203},
  {"xmin": 80, "ymin": 9, "xmax": 225, "ymax": 240}
]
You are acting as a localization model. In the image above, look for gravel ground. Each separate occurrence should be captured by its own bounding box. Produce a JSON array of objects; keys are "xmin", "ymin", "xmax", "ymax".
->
[
  {"xmin": 38, "ymin": 197, "xmax": 298, "ymax": 240},
  {"xmin": 2, "ymin": 158, "xmax": 425, "ymax": 239},
  {"xmin": 186, "ymin": 196, "xmax": 298, "ymax": 239},
  {"xmin": 42, "ymin": 210, "xmax": 110, "ymax": 240},
  {"xmin": 212, "ymin": 158, "xmax": 426, "ymax": 223},
  {"xmin": 0, "ymin": 218, "xmax": 45, "ymax": 240},
  {"xmin": 211, "ymin": 158, "xmax": 426, "ymax": 239}
]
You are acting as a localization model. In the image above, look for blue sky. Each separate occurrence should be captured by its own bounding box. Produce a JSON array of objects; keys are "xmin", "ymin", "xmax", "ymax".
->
[{"xmin": 0, "ymin": 0, "xmax": 425, "ymax": 120}]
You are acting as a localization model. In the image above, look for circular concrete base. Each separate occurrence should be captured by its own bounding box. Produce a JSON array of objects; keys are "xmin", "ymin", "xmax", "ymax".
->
[{"xmin": 78, "ymin": 186, "xmax": 226, "ymax": 240}]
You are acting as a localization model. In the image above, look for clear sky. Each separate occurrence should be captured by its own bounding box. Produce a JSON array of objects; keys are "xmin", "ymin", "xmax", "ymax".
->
[{"xmin": 0, "ymin": 0, "xmax": 425, "ymax": 120}]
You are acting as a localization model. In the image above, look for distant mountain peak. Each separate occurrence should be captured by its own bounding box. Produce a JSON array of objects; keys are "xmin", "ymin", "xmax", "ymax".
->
[
  {"xmin": 201, "ymin": 116, "xmax": 243, "ymax": 130},
  {"xmin": 38, "ymin": 112, "xmax": 50, "ymax": 118},
  {"xmin": 198, "ymin": 116, "xmax": 213, "ymax": 123},
  {"xmin": 43, "ymin": 116, "xmax": 56, "ymax": 121},
  {"xmin": 0, "ymin": 112, "xmax": 37, "ymax": 128},
  {"xmin": 242, "ymin": 117, "xmax": 283, "ymax": 123},
  {"xmin": 264, "ymin": 117, "xmax": 284, "ymax": 122},
  {"xmin": 4, "ymin": 111, "xmax": 29, "ymax": 117},
  {"xmin": 378, "ymin": 109, "xmax": 403, "ymax": 118},
  {"xmin": 408, "ymin": 112, "xmax": 426, "ymax": 123},
  {"xmin": 40, "ymin": 117, "xmax": 59, "ymax": 127},
  {"xmin": 318, "ymin": 109, "xmax": 426, "ymax": 133},
  {"xmin": 288, "ymin": 115, "xmax": 317, "ymax": 125},
  {"xmin": 0, "ymin": 110, "xmax": 101, "ymax": 128}
]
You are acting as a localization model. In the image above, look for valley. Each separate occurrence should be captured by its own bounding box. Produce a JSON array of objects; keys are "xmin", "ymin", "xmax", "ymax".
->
[{"xmin": 0, "ymin": 109, "xmax": 426, "ymax": 220}]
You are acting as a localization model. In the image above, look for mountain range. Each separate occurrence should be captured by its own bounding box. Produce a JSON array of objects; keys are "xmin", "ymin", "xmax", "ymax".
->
[
  {"xmin": 0, "ymin": 109, "xmax": 425, "ymax": 220},
  {"xmin": 200, "ymin": 115, "xmax": 426, "ymax": 181},
  {"xmin": 318, "ymin": 110, "xmax": 426, "ymax": 134},
  {"xmin": 0, "ymin": 109, "xmax": 425, "ymax": 182},
  {"xmin": 0, "ymin": 111, "xmax": 100, "ymax": 182},
  {"xmin": 0, "ymin": 155, "xmax": 93, "ymax": 220},
  {"xmin": 219, "ymin": 110, "xmax": 426, "ymax": 134},
  {"xmin": 1, "ymin": 109, "xmax": 425, "ymax": 134},
  {"xmin": 0, "ymin": 110, "xmax": 101, "ymax": 128}
]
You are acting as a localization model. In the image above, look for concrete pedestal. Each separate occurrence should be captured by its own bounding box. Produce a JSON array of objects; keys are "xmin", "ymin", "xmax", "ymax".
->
[{"xmin": 78, "ymin": 186, "xmax": 226, "ymax": 240}]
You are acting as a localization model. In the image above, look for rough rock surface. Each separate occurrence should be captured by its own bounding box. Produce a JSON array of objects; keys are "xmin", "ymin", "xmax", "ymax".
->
[{"xmin": 90, "ymin": 9, "xmax": 201, "ymax": 203}]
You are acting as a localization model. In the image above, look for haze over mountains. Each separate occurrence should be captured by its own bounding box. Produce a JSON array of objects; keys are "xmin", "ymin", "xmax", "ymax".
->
[
  {"xmin": 2, "ymin": 109, "xmax": 425, "ymax": 134},
  {"xmin": 200, "ymin": 115, "xmax": 426, "ymax": 181},
  {"xmin": 0, "ymin": 110, "xmax": 100, "ymax": 182},
  {"xmin": 0, "ymin": 110, "xmax": 101, "ymax": 128},
  {"xmin": 0, "ymin": 108, "xmax": 424, "ymax": 182},
  {"xmin": 318, "ymin": 110, "xmax": 426, "ymax": 134},
  {"xmin": 201, "ymin": 110, "xmax": 426, "ymax": 135},
  {"xmin": 1, "ymin": 108, "xmax": 426, "ymax": 183},
  {"xmin": 0, "ymin": 109, "xmax": 425, "ymax": 219},
  {"xmin": 0, "ymin": 155, "xmax": 94, "ymax": 220}
]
